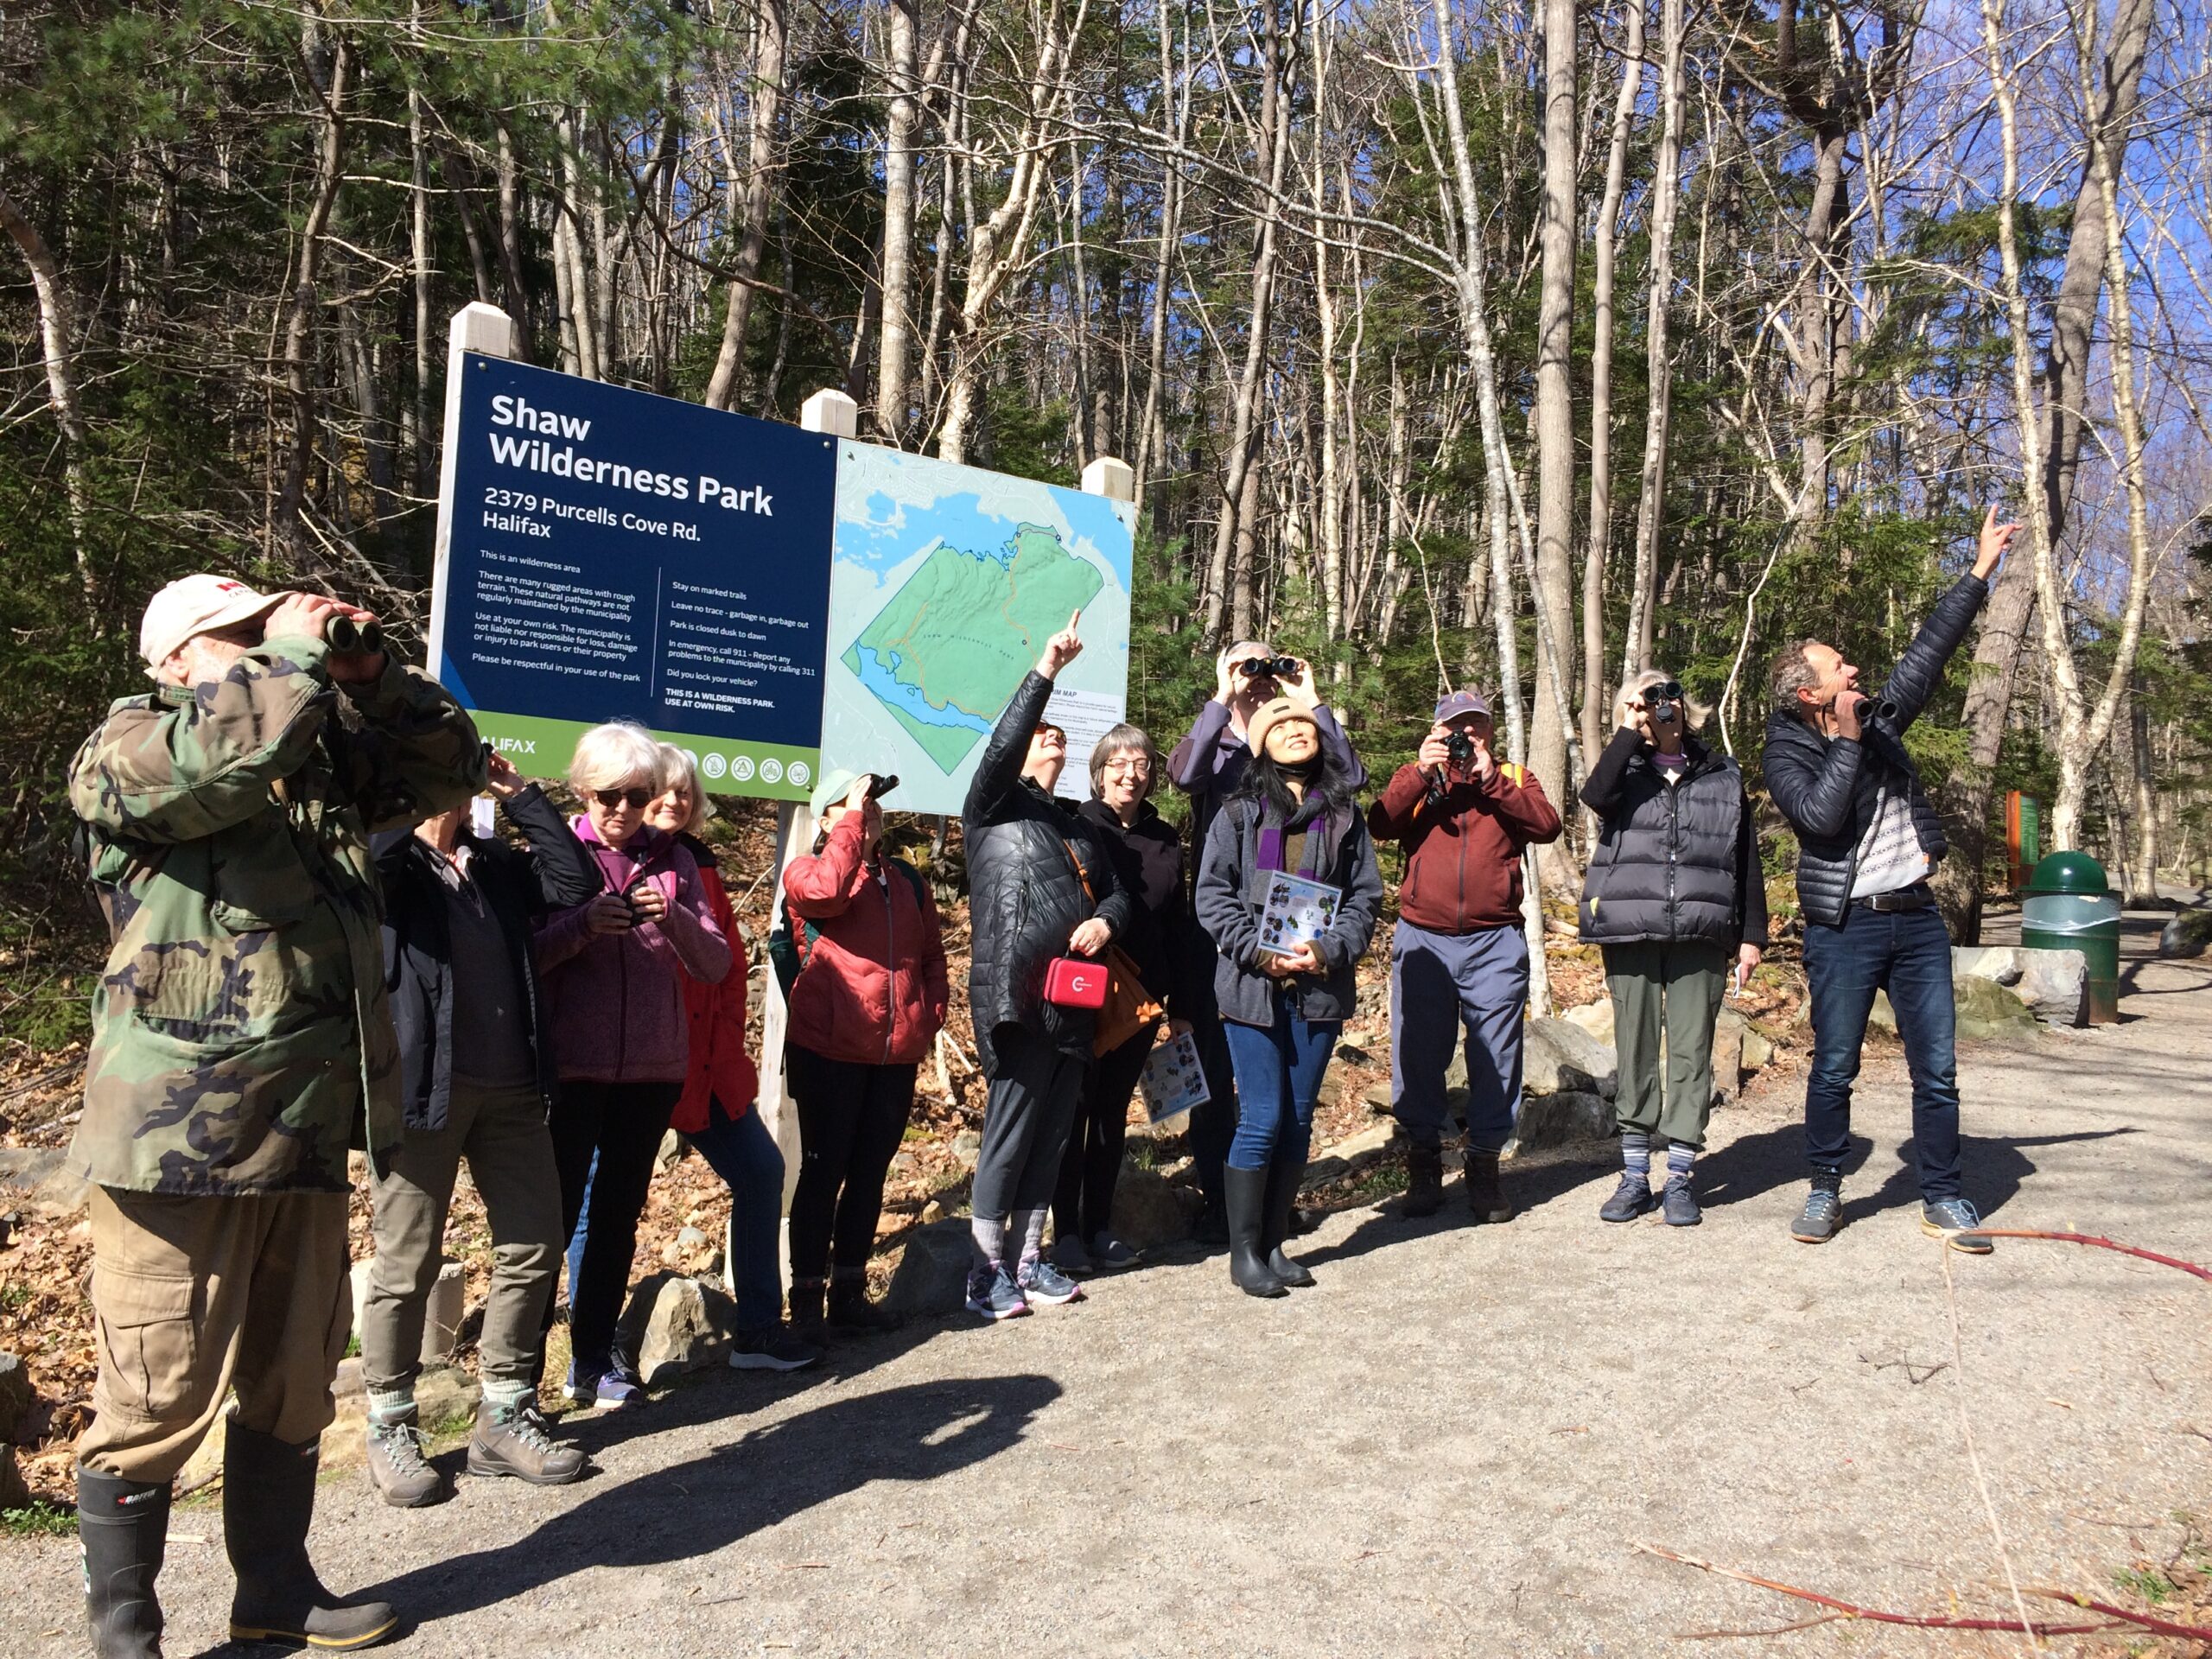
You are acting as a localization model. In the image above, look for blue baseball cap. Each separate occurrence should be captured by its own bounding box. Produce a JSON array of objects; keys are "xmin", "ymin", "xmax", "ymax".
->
[{"xmin": 1434, "ymin": 689, "xmax": 1491, "ymax": 723}]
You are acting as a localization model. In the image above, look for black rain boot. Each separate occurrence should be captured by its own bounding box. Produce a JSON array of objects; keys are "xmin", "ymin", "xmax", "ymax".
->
[
  {"xmin": 787, "ymin": 1280, "xmax": 828, "ymax": 1333},
  {"xmin": 225, "ymin": 1421, "xmax": 399, "ymax": 1650},
  {"xmin": 77, "ymin": 1466, "xmax": 168, "ymax": 1659},
  {"xmin": 1463, "ymin": 1144, "xmax": 1516, "ymax": 1224},
  {"xmin": 1224, "ymin": 1166, "xmax": 1286, "ymax": 1297},
  {"xmin": 827, "ymin": 1275, "xmax": 902, "ymax": 1333},
  {"xmin": 1261, "ymin": 1156, "xmax": 1316, "ymax": 1287},
  {"xmin": 1402, "ymin": 1145, "xmax": 1444, "ymax": 1217}
]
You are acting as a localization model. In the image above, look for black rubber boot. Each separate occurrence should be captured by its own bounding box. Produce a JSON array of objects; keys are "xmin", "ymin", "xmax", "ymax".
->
[
  {"xmin": 1463, "ymin": 1145, "xmax": 1516, "ymax": 1224},
  {"xmin": 225, "ymin": 1421, "xmax": 399, "ymax": 1650},
  {"xmin": 787, "ymin": 1280, "xmax": 828, "ymax": 1333},
  {"xmin": 1402, "ymin": 1146, "xmax": 1443, "ymax": 1217},
  {"xmin": 1260, "ymin": 1155, "xmax": 1316, "ymax": 1287},
  {"xmin": 77, "ymin": 1466, "xmax": 168, "ymax": 1659},
  {"xmin": 827, "ymin": 1277, "xmax": 902, "ymax": 1333},
  {"xmin": 1224, "ymin": 1166, "xmax": 1286, "ymax": 1297}
]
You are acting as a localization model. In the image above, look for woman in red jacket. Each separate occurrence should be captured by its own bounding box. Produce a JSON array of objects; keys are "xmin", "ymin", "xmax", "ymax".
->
[
  {"xmin": 781, "ymin": 768, "xmax": 950, "ymax": 1332},
  {"xmin": 647, "ymin": 747, "xmax": 818, "ymax": 1373}
]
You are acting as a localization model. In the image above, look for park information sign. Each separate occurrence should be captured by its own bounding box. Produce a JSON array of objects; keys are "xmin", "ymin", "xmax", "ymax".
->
[
  {"xmin": 429, "ymin": 353, "xmax": 838, "ymax": 799},
  {"xmin": 428, "ymin": 321, "xmax": 1132, "ymax": 804}
]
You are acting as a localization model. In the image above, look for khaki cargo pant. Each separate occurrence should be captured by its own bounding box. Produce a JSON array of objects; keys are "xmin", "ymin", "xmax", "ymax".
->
[{"xmin": 76, "ymin": 1187, "xmax": 352, "ymax": 1484}]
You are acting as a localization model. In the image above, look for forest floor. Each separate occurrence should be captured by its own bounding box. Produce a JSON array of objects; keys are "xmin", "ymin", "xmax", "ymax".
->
[{"xmin": 6, "ymin": 905, "xmax": 2209, "ymax": 1656}]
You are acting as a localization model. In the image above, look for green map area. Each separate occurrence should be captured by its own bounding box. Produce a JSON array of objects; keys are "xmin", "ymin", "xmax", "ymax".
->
[{"xmin": 840, "ymin": 523, "xmax": 1104, "ymax": 772}]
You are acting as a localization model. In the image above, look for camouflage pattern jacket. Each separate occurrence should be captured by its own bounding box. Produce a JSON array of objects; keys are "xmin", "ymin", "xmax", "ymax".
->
[{"xmin": 68, "ymin": 635, "xmax": 486, "ymax": 1194}]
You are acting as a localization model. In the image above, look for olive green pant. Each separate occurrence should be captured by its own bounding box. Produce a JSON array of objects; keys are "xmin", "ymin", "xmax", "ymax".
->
[
  {"xmin": 1601, "ymin": 939, "xmax": 1730, "ymax": 1150},
  {"xmin": 77, "ymin": 1186, "xmax": 352, "ymax": 1483}
]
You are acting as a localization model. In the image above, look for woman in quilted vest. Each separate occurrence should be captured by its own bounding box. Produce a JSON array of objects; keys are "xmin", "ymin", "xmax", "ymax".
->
[
  {"xmin": 1578, "ymin": 671, "xmax": 1766, "ymax": 1228},
  {"xmin": 779, "ymin": 767, "xmax": 949, "ymax": 1333}
]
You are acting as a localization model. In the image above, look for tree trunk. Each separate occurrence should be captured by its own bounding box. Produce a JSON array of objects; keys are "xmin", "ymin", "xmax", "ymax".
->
[
  {"xmin": 276, "ymin": 26, "xmax": 351, "ymax": 569},
  {"xmin": 1624, "ymin": 0, "xmax": 1685, "ymax": 678},
  {"xmin": 703, "ymin": 0, "xmax": 789, "ymax": 411},
  {"xmin": 876, "ymin": 0, "xmax": 922, "ymax": 442},
  {"xmin": 1529, "ymin": 0, "xmax": 1578, "ymax": 831},
  {"xmin": 0, "ymin": 183, "xmax": 97, "ymax": 617}
]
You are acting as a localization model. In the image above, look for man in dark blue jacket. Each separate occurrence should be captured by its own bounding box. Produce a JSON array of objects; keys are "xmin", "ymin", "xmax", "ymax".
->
[{"xmin": 1763, "ymin": 505, "xmax": 2016, "ymax": 1252}]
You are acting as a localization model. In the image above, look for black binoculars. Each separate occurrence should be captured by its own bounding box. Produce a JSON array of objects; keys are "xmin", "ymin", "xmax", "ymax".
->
[
  {"xmin": 326, "ymin": 615, "xmax": 384, "ymax": 655},
  {"xmin": 1236, "ymin": 655, "xmax": 1301, "ymax": 680}
]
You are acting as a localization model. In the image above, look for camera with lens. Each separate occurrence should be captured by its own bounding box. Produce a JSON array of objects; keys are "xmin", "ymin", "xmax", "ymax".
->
[
  {"xmin": 1444, "ymin": 729, "xmax": 1476, "ymax": 770},
  {"xmin": 1236, "ymin": 655, "xmax": 1301, "ymax": 681}
]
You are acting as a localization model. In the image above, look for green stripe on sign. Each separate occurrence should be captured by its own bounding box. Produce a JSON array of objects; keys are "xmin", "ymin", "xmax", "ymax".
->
[{"xmin": 468, "ymin": 710, "xmax": 821, "ymax": 802}]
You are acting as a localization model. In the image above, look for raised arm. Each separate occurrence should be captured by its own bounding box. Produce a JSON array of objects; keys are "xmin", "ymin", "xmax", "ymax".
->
[
  {"xmin": 1166, "ymin": 700, "xmax": 1233, "ymax": 792},
  {"xmin": 502, "ymin": 783, "xmax": 604, "ymax": 912},
  {"xmin": 327, "ymin": 654, "xmax": 486, "ymax": 834},
  {"xmin": 1311, "ymin": 704, "xmax": 1369, "ymax": 792},
  {"xmin": 964, "ymin": 670, "xmax": 1057, "ymax": 824},
  {"xmin": 1764, "ymin": 728, "xmax": 1864, "ymax": 841},
  {"xmin": 785, "ymin": 810, "xmax": 868, "ymax": 919},
  {"xmin": 1874, "ymin": 575, "xmax": 1988, "ymax": 734},
  {"xmin": 69, "ymin": 641, "xmax": 334, "ymax": 844},
  {"xmin": 1365, "ymin": 763, "xmax": 1432, "ymax": 841},
  {"xmin": 1579, "ymin": 726, "xmax": 1643, "ymax": 819}
]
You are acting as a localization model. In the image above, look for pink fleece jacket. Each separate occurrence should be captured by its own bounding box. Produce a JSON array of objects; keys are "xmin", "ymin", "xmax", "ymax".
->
[{"xmin": 533, "ymin": 817, "xmax": 732, "ymax": 1084}]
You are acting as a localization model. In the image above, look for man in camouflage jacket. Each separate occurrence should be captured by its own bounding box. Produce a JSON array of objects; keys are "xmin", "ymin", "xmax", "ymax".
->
[{"xmin": 70, "ymin": 574, "xmax": 484, "ymax": 1658}]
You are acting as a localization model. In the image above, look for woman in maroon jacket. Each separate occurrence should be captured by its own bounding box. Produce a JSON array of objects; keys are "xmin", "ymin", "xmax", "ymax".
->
[{"xmin": 781, "ymin": 769, "xmax": 950, "ymax": 1332}]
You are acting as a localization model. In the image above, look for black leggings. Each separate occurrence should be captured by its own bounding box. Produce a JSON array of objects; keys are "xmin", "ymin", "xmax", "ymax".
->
[
  {"xmin": 787, "ymin": 1046, "xmax": 918, "ymax": 1285},
  {"xmin": 1052, "ymin": 1020, "xmax": 1158, "ymax": 1246}
]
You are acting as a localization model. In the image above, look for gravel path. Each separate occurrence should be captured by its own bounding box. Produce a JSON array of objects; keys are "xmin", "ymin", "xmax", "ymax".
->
[{"xmin": 13, "ymin": 912, "xmax": 2211, "ymax": 1657}]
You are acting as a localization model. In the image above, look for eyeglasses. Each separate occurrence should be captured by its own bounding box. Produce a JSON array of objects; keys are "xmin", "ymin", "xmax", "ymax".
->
[
  {"xmin": 1033, "ymin": 726, "xmax": 1067, "ymax": 743},
  {"xmin": 1103, "ymin": 755, "xmax": 1152, "ymax": 775},
  {"xmin": 594, "ymin": 787, "xmax": 652, "ymax": 810}
]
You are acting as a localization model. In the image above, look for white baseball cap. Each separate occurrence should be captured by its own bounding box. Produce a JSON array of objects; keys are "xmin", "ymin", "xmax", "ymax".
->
[{"xmin": 139, "ymin": 575, "xmax": 283, "ymax": 674}]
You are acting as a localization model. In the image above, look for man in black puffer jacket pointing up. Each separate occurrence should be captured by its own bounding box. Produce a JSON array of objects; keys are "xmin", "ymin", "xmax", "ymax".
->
[{"xmin": 1764, "ymin": 505, "xmax": 2017, "ymax": 1254}]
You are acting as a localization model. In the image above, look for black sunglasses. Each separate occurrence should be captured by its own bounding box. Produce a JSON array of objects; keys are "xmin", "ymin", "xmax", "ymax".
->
[{"xmin": 594, "ymin": 787, "xmax": 653, "ymax": 810}]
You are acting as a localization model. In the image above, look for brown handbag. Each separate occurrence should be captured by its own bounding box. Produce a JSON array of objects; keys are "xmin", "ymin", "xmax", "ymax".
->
[{"xmin": 1056, "ymin": 836, "xmax": 1164, "ymax": 1055}]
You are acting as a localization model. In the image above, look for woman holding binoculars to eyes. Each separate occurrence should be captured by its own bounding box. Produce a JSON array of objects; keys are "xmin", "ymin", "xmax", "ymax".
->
[
  {"xmin": 534, "ymin": 721, "xmax": 731, "ymax": 1408},
  {"xmin": 1577, "ymin": 671, "xmax": 1765, "ymax": 1229}
]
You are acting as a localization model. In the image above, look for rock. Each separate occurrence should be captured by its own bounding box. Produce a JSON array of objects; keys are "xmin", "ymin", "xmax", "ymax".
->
[
  {"xmin": 1710, "ymin": 1010, "xmax": 1745, "ymax": 1105},
  {"xmin": 1363, "ymin": 1079, "xmax": 1395, "ymax": 1115},
  {"xmin": 2158, "ymin": 906, "xmax": 2212, "ymax": 959},
  {"xmin": 1504, "ymin": 1090, "xmax": 1615, "ymax": 1157},
  {"xmin": 1300, "ymin": 1120, "xmax": 1398, "ymax": 1186},
  {"xmin": 0, "ymin": 1442, "xmax": 32, "ymax": 1510},
  {"xmin": 0, "ymin": 1148, "xmax": 65, "ymax": 1199},
  {"xmin": 619, "ymin": 1271, "xmax": 741, "ymax": 1385},
  {"xmin": 1559, "ymin": 1000, "xmax": 1616, "ymax": 1047},
  {"xmin": 1741, "ymin": 1028, "xmax": 1775, "ymax": 1072},
  {"xmin": 919, "ymin": 1198, "xmax": 947, "ymax": 1225},
  {"xmin": 0, "ymin": 1351, "xmax": 35, "ymax": 1445},
  {"xmin": 656, "ymin": 1128, "xmax": 688, "ymax": 1170},
  {"xmin": 350, "ymin": 1258, "xmax": 465, "ymax": 1364},
  {"xmin": 1953, "ymin": 945, "xmax": 2088, "ymax": 1027},
  {"xmin": 1953, "ymin": 976, "xmax": 2039, "ymax": 1044},
  {"xmin": 1109, "ymin": 1164, "xmax": 1199, "ymax": 1250},
  {"xmin": 882, "ymin": 1218, "xmax": 976, "ymax": 1318},
  {"xmin": 676, "ymin": 1225, "xmax": 712, "ymax": 1252},
  {"xmin": 950, "ymin": 1129, "xmax": 982, "ymax": 1171},
  {"xmin": 1522, "ymin": 1018, "xmax": 1618, "ymax": 1100}
]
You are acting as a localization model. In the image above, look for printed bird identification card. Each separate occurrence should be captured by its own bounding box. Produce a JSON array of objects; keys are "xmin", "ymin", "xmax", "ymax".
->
[
  {"xmin": 1139, "ymin": 1027, "xmax": 1211, "ymax": 1123},
  {"xmin": 1257, "ymin": 872, "xmax": 1341, "ymax": 959}
]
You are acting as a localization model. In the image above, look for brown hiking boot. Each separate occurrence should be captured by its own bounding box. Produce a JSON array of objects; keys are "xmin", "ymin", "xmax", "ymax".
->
[
  {"xmin": 467, "ymin": 1402, "xmax": 585, "ymax": 1485},
  {"xmin": 1463, "ymin": 1146, "xmax": 1516, "ymax": 1224},
  {"xmin": 1402, "ymin": 1146, "xmax": 1444, "ymax": 1217},
  {"xmin": 365, "ymin": 1415, "xmax": 445, "ymax": 1509}
]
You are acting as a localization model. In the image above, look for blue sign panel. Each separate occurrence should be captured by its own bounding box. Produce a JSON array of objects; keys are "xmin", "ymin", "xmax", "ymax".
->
[{"xmin": 430, "ymin": 353, "xmax": 838, "ymax": 798}]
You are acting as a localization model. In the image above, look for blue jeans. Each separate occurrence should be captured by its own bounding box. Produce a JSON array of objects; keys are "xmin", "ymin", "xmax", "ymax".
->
[
  {"xmin": 1223, "ymin": 997, "xmax": 1339, "ymax": 1171},
  {"xmin": 1389, "ymin": 919, "xmax": 1529, "ymax": 1154},
  {"xmin": 690, "ymin": 1103, "xmax": 787, "ymax": 1333},
  {"xmin": 1802, "ymin": 903, "xmax": 1962, "ymax": 1201}
]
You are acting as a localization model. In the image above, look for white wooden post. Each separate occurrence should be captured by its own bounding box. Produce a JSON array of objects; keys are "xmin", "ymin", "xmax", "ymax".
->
[
  {"xmin": 1081, "ymin": 454, "xmax": 1135, "ymax": 502},
  {"xmin": 426, "ymin": 304, "xmax": 515, "ymax": 683}
]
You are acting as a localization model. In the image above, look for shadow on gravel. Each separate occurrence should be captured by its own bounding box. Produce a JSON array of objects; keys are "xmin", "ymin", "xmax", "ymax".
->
[
  {"xmin": 340, "ymin": 1373, "xmax": 1061, "ymax": 1632},
  {"xmin": 1294, "ymin": 1149, "xmax": 1617, "ymax": 1269}
]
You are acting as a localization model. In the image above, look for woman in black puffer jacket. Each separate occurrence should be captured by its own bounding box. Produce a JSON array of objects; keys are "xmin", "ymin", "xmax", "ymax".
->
[
  {"xmin": 1578, "ymin": 670, "xmax": 1766, "ymax": 1230},
  {"xmin": 959, "ymin": 613, "xmax": 1133, "ymax": 1321}
]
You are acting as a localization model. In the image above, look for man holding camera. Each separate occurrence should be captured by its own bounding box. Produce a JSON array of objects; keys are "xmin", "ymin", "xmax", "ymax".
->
[
  {"xmin": 1368, "ymin": 690, "xmax": 1562, "ymax": 1220},
  {"xmin": 1169, "ymin": 642, "xmax": 1368, "ymax": 1239},
  {"xmin": 69, "ymin": 575, "xmax": 484, "ymax": 1656},
  {"xmin": 1764, "ymin": 505, "xmax": 2018, "ymax": 1251}
]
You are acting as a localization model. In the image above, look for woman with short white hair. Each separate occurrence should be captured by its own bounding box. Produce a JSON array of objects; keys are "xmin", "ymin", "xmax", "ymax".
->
[
  {"xmin": 1577, "ymin": 670, "xmax": 1765, "ymax": 1228},
  {"xmin": 536, "ymin": 722, "xmax": 732, "ymax": 1408}
]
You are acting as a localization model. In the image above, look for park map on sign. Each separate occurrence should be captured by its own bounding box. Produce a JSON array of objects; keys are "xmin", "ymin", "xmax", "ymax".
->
[{"xmin": 840, "ymin": 523, "xmax": 1103, "ymax": 772}]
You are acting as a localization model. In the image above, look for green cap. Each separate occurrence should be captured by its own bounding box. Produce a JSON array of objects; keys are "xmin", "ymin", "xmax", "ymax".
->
[
  {"xmin": 2024, "ymin": 849, "xmax": 2110, "ymax": 896},
  {"xmin": 810, "ymin": 767, "xmax": 861, "ymax": 818}
]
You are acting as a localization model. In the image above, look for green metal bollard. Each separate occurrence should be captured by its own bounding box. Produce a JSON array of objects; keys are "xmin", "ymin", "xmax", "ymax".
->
[{"xmin": 2018, "ymin": 850, "xmax": 2120, "ymax": 1024}]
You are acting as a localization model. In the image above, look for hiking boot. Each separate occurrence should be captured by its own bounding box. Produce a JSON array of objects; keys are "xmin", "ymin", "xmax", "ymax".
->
[
  {"xmin": 77, "ymin": 1466, "xmax": 168, "ymax": 1659},
  {"xmin": 1402, "ymin": 1146, "xmax": 1444, "ymax": 1218},
  {"xmin": 364, "ymin": 1414, "xmax": 445, "ymax": 1509},
  {"xmin": 225, "ymin": 1421, "xmax": 398, "ymax": 1651},
  {"xmin": 965, "ymin": 1266, "xmax": 1033, "ymax": 1322},
  {"xmin": 1791, "ymin": 1170, "xmax": 1844, "ymax": 1243},
  {"xmin": 1193, "ymin": 1197, "xmax": 1230, "ymax": 1249},
  {"xmin": 1089, "ymin": 1234, "xmax": 1139, "ymax": 1269},
  {"xmin": 467, "ymin": 1402, "xmax": 584, "ymax": 1485},
  {"xmin": 1920, "ymin": 1197, "xmax": 1994, "ymax": 1255},
  {"xmin": 1050, "ymin": 1232, "xmax": 1094, "ymax": 1275},
  {"xmin": 1463, "ymin": 1147, "xmax": 1516, "ymax": 1224},
  {"xmin": 1016, "ymin": 1259, "xmax": 1087, "ymax": 1306},
  {"xmin": 826, "ymin": 1283, "xmax": 902, "ymax": 1332},
  {"xmin": 787, "ymin": 1281, "xmax": 828, "ymax": 1334},
  {"xmin": 1598, "ymin": 1171, "xmax": 1657, "ymax": 1224},
  {"xmin": 1660, "ymin": 1174, "xmax": 1702, "ymax": 1228},
  {"xmin": 728, "ymin": 1327, "xmax": 823, "ymax": 1371}
]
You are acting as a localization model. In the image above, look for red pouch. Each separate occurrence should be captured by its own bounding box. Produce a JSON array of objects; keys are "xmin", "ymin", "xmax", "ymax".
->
[{"xmin": 1042, "ymin": 957, "xmax": 1109, "ymax": 1010}]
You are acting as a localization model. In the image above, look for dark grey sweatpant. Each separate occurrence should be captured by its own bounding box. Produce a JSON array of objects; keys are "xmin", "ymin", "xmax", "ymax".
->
[{"xmin": 973, "ymin": 1027, "xmax": 1090, "ymax": 1221}]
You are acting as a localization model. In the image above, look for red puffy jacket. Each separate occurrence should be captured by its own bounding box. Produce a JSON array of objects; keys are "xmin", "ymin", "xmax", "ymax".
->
[
  {"xmin": 671, "ymin": 837, "xmax": 760, "ymax": 1133},
  {"xmin": 783, "ymin": 812, "xmax": 950, "ymax": 1066}
]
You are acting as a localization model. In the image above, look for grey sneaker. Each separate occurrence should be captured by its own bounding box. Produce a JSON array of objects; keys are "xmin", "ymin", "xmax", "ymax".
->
[
  {"xmin": 728, "ymin": 1327, "xmax": 823, "ymax": 1371},
  {"xmin": 1050, "ymin": 1233, "xmax": 1094, "ymax": 1275},
  {"xmin": 1660, "ymin": 1174, "xmax": 1702, "ymax": 1227},
  {"xmin": 468, "ymin": 1402, "xmax": 585, "ymax": 1484},
  {"xmin": 1016, "ymin": 1259, "xmax": 1087, "ymax": 1306},
  {"xmin": 1921, "ymin": 1198, "xmax": 1994, "ymax": 1254},
  {"xmin": 1599, "ymin": 1172, "xmax": 1656, "ymax": 1223},
  {"xmin": 365, "ymin": 1415, "xmax": 444, "ymax": 1508},
  {"xmin": 965, "ymin": 1266, "xmax": 1032, "ymax": 1322},
  {"xmin": 1090, "ymin": 1234, "xmax": 1139, "ymax": 1269},
  {"xmin": 1791, "ymin": 1179, "xmax": 1843, "ymax": 1243}
]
